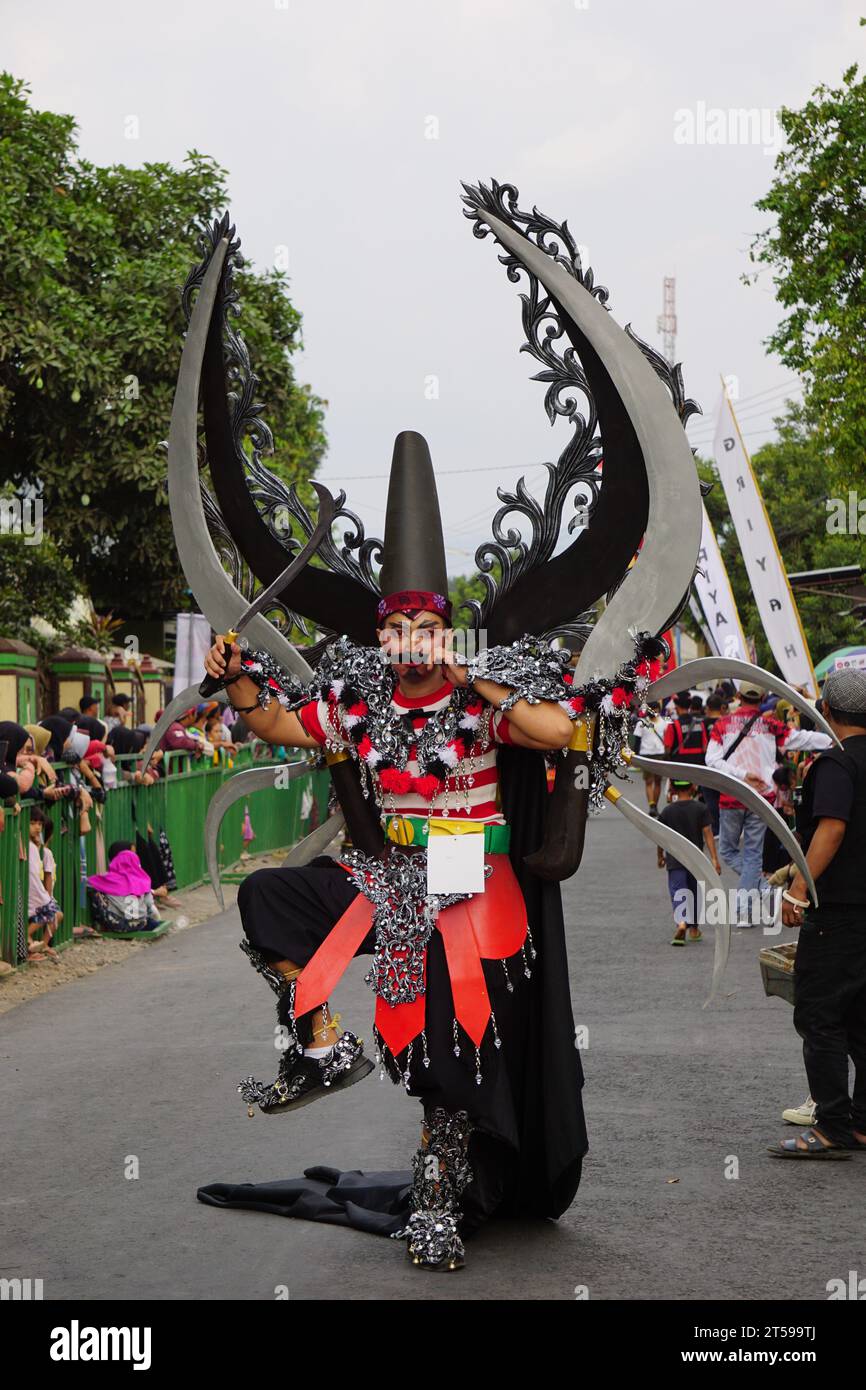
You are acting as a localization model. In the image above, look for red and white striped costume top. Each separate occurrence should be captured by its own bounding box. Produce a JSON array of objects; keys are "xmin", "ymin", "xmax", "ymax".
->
[{"xmin": 297, "ymin": 678, "xmax": 515, "ymax": 823}]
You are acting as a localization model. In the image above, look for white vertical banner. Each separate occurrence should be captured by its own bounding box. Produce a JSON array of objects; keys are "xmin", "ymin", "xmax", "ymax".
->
[
  {"xmin": 173, "ymin": 613, "xmax": 213, "ymax": 698},
  {"xmin": 688, "ymin": 592, "xmax": 716, "ymax": 656},
  {"xmin": 693, "ymin": 501, "xmax": 748, "ymax": 661},
  {"xmin": 713, "ymin": 389, "xmax": 817, "ymax": 695}
]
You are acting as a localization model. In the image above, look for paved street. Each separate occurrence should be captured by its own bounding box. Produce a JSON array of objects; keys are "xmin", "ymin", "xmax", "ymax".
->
[{"xmin": 2, "ymin": 792, "xmax": 863, "ymax": 1301}]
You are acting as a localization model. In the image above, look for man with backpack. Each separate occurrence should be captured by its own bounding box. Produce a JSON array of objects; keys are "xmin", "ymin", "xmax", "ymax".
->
[
  {"xmin": 663, "ymin": 690, "xmax": 709, "ymax": 767},
  {"xmin": 706, "ymin": 682, "xmax": 831, "ymax": 925}
]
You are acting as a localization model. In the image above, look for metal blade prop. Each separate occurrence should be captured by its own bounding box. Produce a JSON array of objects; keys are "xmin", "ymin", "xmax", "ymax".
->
[
  {"xmin": 205, "ymin": 760, "xmax": 312, "ymax": 909},
  {"xmin": 198, "ymin": 482, "xmax": 335, "ymax": 697},
  {"xmin": 282, "ymin": 811, "xmax": 346, "ymax": 867},
  {"xmin": 627, "ymin": 751, "xmax": 817, "ymax": 906},
  {"xmin": 167, "ymin": 237, "xmax": 314, "ymax": 684},
  {"xmin": 141, "ymin": 684, "xmax": 228, "ymax": 772},
  {"xmin": 648, "ymin": 657, "xmax": 839, "ymax": 747},
  {"xmin": 605, "ymin": 785, "xmax": 731, "ymax": 1006}
]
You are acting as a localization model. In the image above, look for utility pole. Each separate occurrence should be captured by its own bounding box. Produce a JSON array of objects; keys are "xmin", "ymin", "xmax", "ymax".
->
[{"xmin": 656, "ymin": 275, "xmax": 676, "ymax": 366}]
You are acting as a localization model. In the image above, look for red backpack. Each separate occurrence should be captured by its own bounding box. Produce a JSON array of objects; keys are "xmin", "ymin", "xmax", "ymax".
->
[{"xmin": 669, "ymin": 715, "xmax": 708, "ymax": 763}]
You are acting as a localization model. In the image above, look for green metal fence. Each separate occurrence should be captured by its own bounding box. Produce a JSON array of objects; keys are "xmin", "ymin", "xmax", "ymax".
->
[{"xmin": 1, "ymin": 746, "xmax": 330, "ymax": 965}]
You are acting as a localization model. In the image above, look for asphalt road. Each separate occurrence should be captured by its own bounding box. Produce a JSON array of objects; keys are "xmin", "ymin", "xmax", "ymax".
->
[{"xmin": 2, "ymin": 792, "xmax": 863, "ymax": 1302}]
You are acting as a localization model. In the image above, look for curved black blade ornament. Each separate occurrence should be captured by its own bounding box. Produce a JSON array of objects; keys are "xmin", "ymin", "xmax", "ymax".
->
[
  {"xmin": 627, "ymin": 750, "xmax": 817, "ymax": 906},
  {"xmin": 522, "ymin": 746, "xmax": 590, "ymax": 881},
  {"xmin": 605, "ymin": 786, "xmax": 730, "ymax": 1006},
  {"xmin": 648, "ymin": 658, "xmax": 839, "ymax": 747},
  {"xmin": 468, "ymin": 206, "xmax": 702, "ymax": 681},
  {"xmin": 167, "ymin": 237, "xmax": 314, "ymax": 684},
  {"xmin": 205, "ymin": 760, "xmax": 312, "ymax": 909},
  {"xmin": 195, "ymin": 215, "xmax": 382, "ymax": 645}
]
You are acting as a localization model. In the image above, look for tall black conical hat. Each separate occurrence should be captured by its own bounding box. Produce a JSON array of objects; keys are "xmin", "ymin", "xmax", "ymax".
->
[{"xmin": 378, "ymin": 431, "xmax": 449, "ymax": 599}]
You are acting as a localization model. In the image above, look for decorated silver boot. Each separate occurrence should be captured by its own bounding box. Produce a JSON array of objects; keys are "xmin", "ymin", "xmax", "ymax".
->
[{"xmin": 393, "ymin": 1107, "xmax": 474, "ymax": 1271}]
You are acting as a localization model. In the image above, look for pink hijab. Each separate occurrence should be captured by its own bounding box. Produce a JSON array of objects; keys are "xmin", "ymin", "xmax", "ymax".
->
[{"xmin": 87, "ymin": 849, "xmax": 152, "ymax": 896}]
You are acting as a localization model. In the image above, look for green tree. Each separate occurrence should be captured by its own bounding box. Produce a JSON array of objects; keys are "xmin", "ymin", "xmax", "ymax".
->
[
  {"xmin": 448, "ymin": 571, "xmax": 486, "ymax": 628},
  {"xmin": 695, "ymin": 408, "xmax": 863, "ymax": 669},
  {"xmin": 0, "ymin": 74, "xmax": 326, "ymax": 620},
  {"xmin": 745, "ymin": 55, "xmax": 866, "ymax": 494}
]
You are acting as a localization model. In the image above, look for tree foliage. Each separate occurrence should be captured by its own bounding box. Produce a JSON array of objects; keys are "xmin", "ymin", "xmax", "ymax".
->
[
  {"xmin": 0, "ymin": 74, "xmax": 326, "ymax": 620},
  {"xmin": 746, "ymin": 56, "xmax": 866, "ymax": 494}
]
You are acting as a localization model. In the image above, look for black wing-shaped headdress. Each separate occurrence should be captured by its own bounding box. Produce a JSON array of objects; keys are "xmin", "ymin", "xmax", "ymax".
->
[
  {"xmin": 170, "ymin": 183, "xmax": 707, "ymax": 667},
  {"xmin": 164, "ymin": 182, "xmax": 834, "ymax": 997}
]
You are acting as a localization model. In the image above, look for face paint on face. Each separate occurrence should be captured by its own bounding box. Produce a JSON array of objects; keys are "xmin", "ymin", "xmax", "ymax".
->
[{"xmin": 377, "ymin": 611, "xmax": 450, "ymax": 679}]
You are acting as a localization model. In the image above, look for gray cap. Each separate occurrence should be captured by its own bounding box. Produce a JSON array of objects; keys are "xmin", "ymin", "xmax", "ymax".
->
[{"xmin": 822, "ymin": 668, "xmax": 866, "ymax": 714}]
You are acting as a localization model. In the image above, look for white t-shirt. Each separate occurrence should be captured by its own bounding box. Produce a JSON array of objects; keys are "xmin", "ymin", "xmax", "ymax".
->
[
  {"xmin": 634, "ymin": 715, "xmax": 669, "ymax": 758},
  {"xmin": 28, "ymin": 842, "xmax": 51, "ymax": 912}
]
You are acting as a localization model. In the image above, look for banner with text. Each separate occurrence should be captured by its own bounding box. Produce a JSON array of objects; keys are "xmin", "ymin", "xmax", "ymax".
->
[
  {"xmin": 693, "ymin": 500, "xmax": 748, "ymax": 661},
  {"xmin": 713, "ymin": 391, "xmax": 817, "ymax": 695}
]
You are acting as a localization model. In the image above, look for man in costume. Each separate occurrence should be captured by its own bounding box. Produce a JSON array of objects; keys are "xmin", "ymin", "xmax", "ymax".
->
[
  {"xmin": 157, "ymin": 180, "xmax": 837, "ymax": 1270},
  {"xmin": 202, "ymin": 429, "xmax": 586, "ymax": 1269}
]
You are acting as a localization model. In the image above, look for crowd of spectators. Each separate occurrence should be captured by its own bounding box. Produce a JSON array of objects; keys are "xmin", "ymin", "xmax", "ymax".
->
[{"xmin": 1, "ymin": 692, "xmax": 253, "ymax": 968}]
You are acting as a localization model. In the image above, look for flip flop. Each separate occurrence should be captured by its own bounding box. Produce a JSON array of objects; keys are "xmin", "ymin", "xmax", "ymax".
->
[
  {"xmin": 768, "ymin": 1128, "xmax": 852, "ymax": 1160},
  {"xmin": 670, "ymin": 933, "xmax": 686, "ymax": 947}
]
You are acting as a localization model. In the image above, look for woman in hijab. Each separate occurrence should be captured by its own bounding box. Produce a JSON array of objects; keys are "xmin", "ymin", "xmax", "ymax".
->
[
  {"xmin": 109, "ymin": 726, "xmax": 162, "ymax": 784},
  {"xmin": 86, "ymin": 841, "xmax": 162, "ymax": 933},
  {"xmin": 24, "ymin": 724, "xmax": 65, "ymax": 800},
  {"xmin": 38, "ymin": 715, "xmax": 73, "ymax": 762},
  {"xmin": 0, "ymin": 721, "xmax": 36, "ymax": 797},
  {"xmin": 76, "ymin": 715, "xmax": 108, "ymax": 742}
]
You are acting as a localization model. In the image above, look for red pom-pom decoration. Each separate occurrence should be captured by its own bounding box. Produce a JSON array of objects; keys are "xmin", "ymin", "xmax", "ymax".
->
[
  {"xmin": 346, "ymin": 701, "xmax": 368, "ymax": 718},
  {"xmin": 611, "ymin": 686, "xmax": 631, "ymax": 708},
  {"xmin": 356, "ymin": 735, "xmax": 373, "ymax": 759},
  {"xmin": 569, "ymin": 695, "xmax": 586, "ymax": 714},
  {"xmin": 378, "ymin": 767, "xmax": 414, "ymax": 795},
  {"xmin": 412, "ymin": 773, "xmax": 442, "ymax": 801}
]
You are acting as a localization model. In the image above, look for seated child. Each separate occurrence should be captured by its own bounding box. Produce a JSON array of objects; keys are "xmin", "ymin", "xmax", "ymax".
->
[{"xmin": 86, "ymin": 841, "xmax": 162, "ymax": 933}]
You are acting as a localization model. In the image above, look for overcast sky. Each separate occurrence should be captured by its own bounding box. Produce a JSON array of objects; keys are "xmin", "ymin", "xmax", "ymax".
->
[{"xmin": 6, "ymin": 0, "xmax": 862, "ymax": 572}]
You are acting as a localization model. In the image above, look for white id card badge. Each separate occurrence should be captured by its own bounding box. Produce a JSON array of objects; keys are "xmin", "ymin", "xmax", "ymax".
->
[{"xmin": 426, "ymin": 829, "xmax": 486, "ymax": 895}]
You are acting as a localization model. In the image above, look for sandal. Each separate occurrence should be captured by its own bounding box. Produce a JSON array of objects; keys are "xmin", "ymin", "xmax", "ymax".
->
[
  {"xmin": 687, "ymin": 929, "xmax": 703, "ymax": 943},
  {"xmin": 768, "ymin": 1128, "xmax": 852, "ymax": 1160},
  {"xmin": 671, "ymin": 931, "xmax": 686, "ymax": 947}
]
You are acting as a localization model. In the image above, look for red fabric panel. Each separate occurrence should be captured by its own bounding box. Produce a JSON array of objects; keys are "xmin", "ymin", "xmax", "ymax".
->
[{"xmin": 293, "ymin": 892, "xmax": 375, "ymax": 1018}]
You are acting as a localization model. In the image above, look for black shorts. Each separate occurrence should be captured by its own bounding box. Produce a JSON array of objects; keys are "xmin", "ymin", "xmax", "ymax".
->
[{"xmin": 237, "ymin": 855, "xmax": 372, "ymax": 966}]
